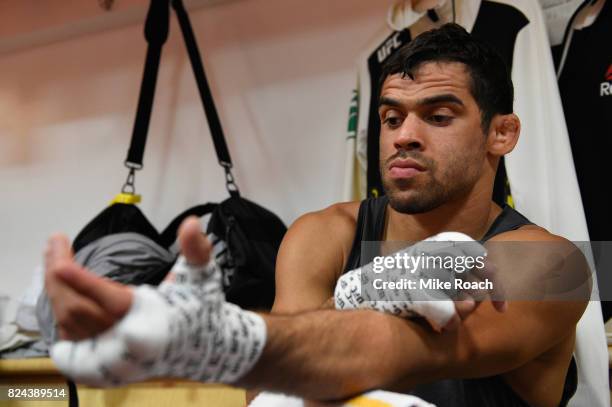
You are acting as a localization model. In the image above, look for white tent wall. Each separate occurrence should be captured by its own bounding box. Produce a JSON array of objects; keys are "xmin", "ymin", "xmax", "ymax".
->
[{"xmin": 0, "ymin": 0, "xmax": 394, "ymax": 312}]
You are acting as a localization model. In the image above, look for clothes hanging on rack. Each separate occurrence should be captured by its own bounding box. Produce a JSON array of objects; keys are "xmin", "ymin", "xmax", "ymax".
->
[
  {"xmin": 539, "ymin": 0, "xmax": 585, "ymax": 46},
  {"xmin": 553, "ymin": 0, "xmax": 611, "ymax": 321}
]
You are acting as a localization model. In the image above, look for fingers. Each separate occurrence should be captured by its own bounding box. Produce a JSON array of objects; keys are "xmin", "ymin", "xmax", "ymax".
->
[
  {"xmin": 46, "ymin": 268, "xmax": 125, "ymax": 340},
  {"xmin": 442, "ymin": 313, "xmax": 460, "ymax": 332},
  {"xmin": 178, "ymin": 216, "xmax": 212, "ymax": 266},
  {"xmin": 480, "ymin": 260, "xmax": 506, "ymax": 313},
  {"xmin": 44, "ymin": 234, "xmax": 77, "ymax": 300},
  {"xmin": 174, "ymin": 217, "xmax": 216, "ymax": 287},
  {"xmin": 424, "ymin": 232, "xmax": 487, "ymax": 258},
  {"xmin": 469, "ymin": 259, "xmax": 498, "ymax": 295},
  {"xmin": 442, "ymin": 294, "xmax": 476, "ymax": 331},
  {"xmin": 44, "ymin": 234, "xmax": 133, "ymax": 341},
  {"xmin": 54, "ymin": 266, "xmax": 133, "ymax": 319},
  {"xmin": 44, "ymin": 239, "xmax": 108, "ymax": 340},
  {"xmin": 45, "ymin": 234, "xmax": 73, "ymax": 271},
  {"xmin": 53, "ymin": 292, "xmax": 117, "ymax": 341},
  {"xmin": 467, "ymin": 259, "xmax": 507, "ymax": 313},
  {"xmin": 411, "ymin": 300, "xmax": 455, "ymax": 333},
  {"xmin": 454, "ymin": 292, "xmax": 477, "ymax": 320},
  {"xmin": 491, "ymin": 300, "xmax": 508, "ymax": 313},
  {"xmin": 44, "ymin": 254, "xmax": 82, "ymax": 301}
]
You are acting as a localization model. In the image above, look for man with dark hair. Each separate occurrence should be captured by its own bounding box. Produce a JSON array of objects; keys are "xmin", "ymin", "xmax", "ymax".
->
[
  {"xmin": 379, "ymin": 23, "xmax": 514, "ymax": 133},
  {"xmin": 44, "ymin": 24, "xmax": 587, "ymax": 406}
]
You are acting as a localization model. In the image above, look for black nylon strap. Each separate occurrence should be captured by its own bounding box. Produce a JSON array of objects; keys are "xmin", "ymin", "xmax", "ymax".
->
[
  {"xmin": 172, "ymin": 0, "xmax": 233, "ymax": 167},
  {"xmin": 126, "ymin": 0, "xmax": 234, "ymax": 175},
  {"xmin": 67, "ymin": 380, "xmax": 78, "ymax": 407},
  {"xmin": 125, "ymin": 0, "xmax": 170, "ymax": 168}
]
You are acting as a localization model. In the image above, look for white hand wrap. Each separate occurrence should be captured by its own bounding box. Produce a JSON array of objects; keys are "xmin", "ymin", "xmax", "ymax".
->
[
  {"xmin": 334, "ymin": 232, "xmax": 486, "ymax": 330},
  {"xmin": 50, "ymin": 255, "xmax": 267, "ymax": 387}
]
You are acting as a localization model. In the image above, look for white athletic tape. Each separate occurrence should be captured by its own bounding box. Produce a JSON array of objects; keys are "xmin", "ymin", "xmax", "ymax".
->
[
  {"xmin": 50, "ymin": 255, "xmax": 266, "ymax": 386},
  {"xmin": 334, "ymin": 232, "xmax": 486, "ymax": 330}
]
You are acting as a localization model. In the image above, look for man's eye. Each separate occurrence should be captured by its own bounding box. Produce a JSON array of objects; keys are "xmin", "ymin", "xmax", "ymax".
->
[
  {"xmin": 428, "ymin": 115, "xmax": 452, "ymax": 125},
  {"xmin": 383, "ymin": 116, "xmax": 403, "ymax": 128}
]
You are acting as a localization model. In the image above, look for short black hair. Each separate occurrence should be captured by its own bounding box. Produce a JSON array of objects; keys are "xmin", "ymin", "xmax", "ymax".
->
[{"xmin": 380, "ymin": 23, "xmax": 514, "ymax": 132}]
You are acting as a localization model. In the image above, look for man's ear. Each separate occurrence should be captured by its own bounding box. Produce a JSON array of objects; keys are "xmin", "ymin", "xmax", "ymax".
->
[{"xmin": 486, "ymin": 113, "xmax": 520, "ymax": 157}]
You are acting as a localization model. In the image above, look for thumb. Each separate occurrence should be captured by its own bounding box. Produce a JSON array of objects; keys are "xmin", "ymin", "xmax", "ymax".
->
[{"xmin": 178, "ymin": 216, "xmax": 212, "ymax": 266}]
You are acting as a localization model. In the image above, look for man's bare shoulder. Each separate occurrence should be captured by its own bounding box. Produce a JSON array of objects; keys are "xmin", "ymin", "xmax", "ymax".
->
[
  {"xmin": 487, "ymin": 224, "xmax": 591, "ymax": 305},
  {"xmin": 287, "ymin": 201, "xmax": 360, "ymax": 246},
  {"xmin": 272, "ymin": 201, "xmax": 362, "ymax": 313},
  {"xmin": 490, "ymin": 224, "xmax": 577, "ymax": 247},
  {"xmin": 297, "ymin": 201, "xmax": 360, "ymax": 228},
  {"xmin": 287, "ymin": 201, "xmax": 360, "ymax": 263},
  {"xmin": 488, "ymin": 224, "xmax": 585, "ymax": 272}
]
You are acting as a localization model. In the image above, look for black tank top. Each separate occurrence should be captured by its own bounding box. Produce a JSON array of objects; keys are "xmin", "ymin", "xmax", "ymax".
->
[{"xmin": 343, "ymin": 196, "xmax": 578, "ymax": 407}]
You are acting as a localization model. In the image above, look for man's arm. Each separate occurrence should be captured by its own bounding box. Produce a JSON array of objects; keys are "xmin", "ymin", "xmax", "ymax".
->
[
  {"xmin": 242, "ymin": 301, "xmax": 582, "ymax": 399},
  {"xmin": 238, "ymin": 229, "xmax": 590, "ymax": 400}
]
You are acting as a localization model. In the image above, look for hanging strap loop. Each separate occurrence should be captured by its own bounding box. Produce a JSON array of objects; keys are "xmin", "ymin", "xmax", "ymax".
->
[{"xmin": 122, "ymin": 0, "xmax": 240, "ymax": 198}]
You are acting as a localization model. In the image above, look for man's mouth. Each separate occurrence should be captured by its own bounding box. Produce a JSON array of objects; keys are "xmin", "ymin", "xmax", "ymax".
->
[{"xmin": 388, "ymin": 159, "xmax": 426, "ymax": 179}]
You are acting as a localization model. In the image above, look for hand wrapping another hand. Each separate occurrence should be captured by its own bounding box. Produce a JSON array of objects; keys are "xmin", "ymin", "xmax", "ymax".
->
[{"xmin": 334, "ymin": 232, "xmax": 506, "ymax": 331}]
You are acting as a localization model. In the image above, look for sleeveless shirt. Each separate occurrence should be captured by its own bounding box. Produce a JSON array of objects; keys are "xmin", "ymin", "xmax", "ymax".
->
[{"xmin": 342, "ymin": 196, "xmax": 577, "ymax": 407}]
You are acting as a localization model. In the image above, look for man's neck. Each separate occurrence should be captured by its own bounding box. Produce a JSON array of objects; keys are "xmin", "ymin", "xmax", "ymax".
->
[{"xmin": 384, "ymin": 190, "xmax": 501, "ymax": 242}]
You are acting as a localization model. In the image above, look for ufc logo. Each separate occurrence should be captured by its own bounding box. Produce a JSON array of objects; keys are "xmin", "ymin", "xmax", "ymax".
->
[{"xmin": 377, "ymin": 33, "xmax": 403, "ymax": 63}]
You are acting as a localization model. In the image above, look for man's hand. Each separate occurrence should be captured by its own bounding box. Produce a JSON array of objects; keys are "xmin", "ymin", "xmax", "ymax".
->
[
  {"xmin": 44, "ymin": 217, "xmax": 217, "ymax": 340},
  {"xmin": 44, "ymin": 235, "xmax": 133, "ymax": 340},
  {"xmin": 45, "ymin": 217, "xmax": 266, "ymax": 387},
  {"xmin": 334, "ymin": 232, "xmax": 506, "ymax": 332}
]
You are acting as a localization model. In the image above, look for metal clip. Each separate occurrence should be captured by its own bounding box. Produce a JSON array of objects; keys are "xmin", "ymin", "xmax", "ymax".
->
[
  {"xmin": 121, "ymin": 167, "xmax": 137, "ymax": 194},
  {"xmin": 221, "ymin": 162, "xmax": 239, "ymax": 196}
]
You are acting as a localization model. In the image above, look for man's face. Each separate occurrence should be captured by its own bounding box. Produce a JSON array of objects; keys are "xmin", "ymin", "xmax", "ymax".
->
[{"xmin": 378, "ymin": 61, "xmax": 487, "ymax": 214}]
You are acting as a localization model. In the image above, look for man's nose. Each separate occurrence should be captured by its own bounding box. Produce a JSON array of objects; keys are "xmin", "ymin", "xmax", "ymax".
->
[{"xmin": 393, "ymin": 114, "xmax": 424, "ymax": 151}]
